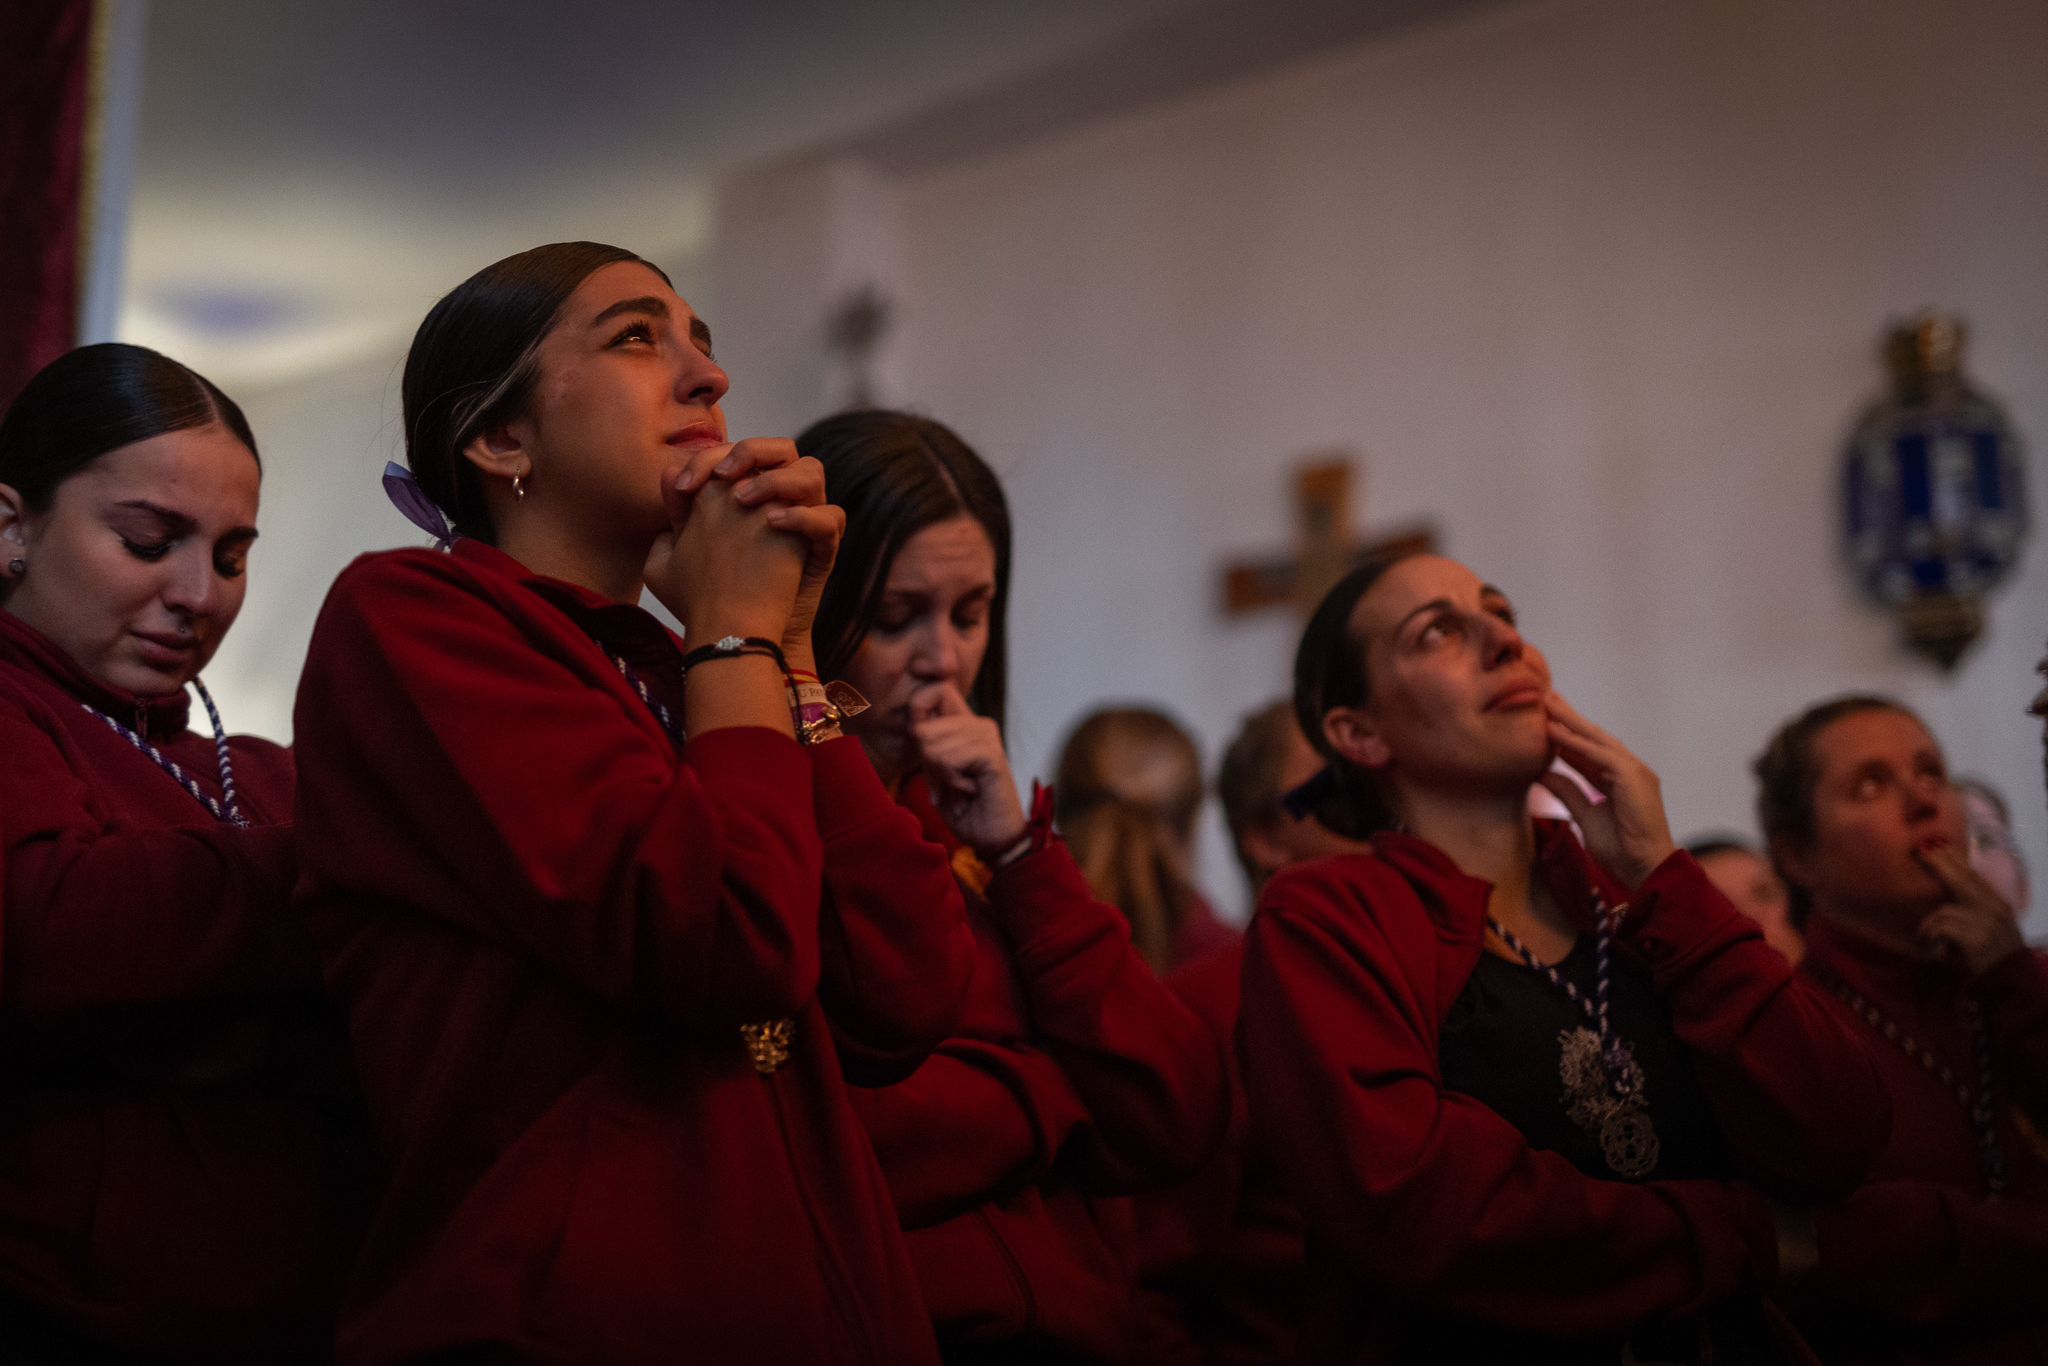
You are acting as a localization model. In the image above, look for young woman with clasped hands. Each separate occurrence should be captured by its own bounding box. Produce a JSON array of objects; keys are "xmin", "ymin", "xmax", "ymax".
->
[
  {"xmin": 291, "ymin": 244, "xmax": 971, "ymax": 1366},
  {"xmin": 1239, "ymin": 552, "xmax": 1891, "ymax": 1365}
]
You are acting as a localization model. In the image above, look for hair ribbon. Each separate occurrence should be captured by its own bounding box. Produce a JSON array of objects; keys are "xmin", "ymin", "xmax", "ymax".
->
[{"xmin": 382, "ymin": 461, "xmax": 455, "ymax": 549}]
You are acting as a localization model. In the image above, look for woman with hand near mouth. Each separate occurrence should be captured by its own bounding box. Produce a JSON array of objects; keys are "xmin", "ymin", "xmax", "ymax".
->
[
  {"xmin": 797, "ymin": 409, "xmax": 1226, "ymax": 1364},
  {"xmin": 1239, "ymin": 553, "xmax": 1889, "ymax": 1365},
  {"xmin": 291, "ymin": 244, "xmax": 973, "ymax": 1365},
  {"xmin": 0, "ymin": 344, "xmax": 360, "ymax": 1361},
  {"xmin": 1757, "ymin": 696, "xmax": 2048, "ymax": 1366}
]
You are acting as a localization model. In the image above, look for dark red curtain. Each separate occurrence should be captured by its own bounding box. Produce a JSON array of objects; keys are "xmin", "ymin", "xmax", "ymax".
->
[{"xmin": 0, "ymin": 0, "xmax": 94, "ymax": 411}]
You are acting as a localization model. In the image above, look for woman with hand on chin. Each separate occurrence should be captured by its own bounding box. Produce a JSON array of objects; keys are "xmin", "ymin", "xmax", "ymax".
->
[
  {"xmin": 0, "ymin": 344, "xmax": 359, "ymax": 1362},
  {"xmin": 797, "ymin": 409, "xmax": 1227, "ymax": 1364},
  {"xmin": 1756, "ymin": 696, "xmax": 2048, "ymax": 1366},
  {"xmin": 1239, "ymin": 552, "xmax": 1889, "ymax": 1366},
  {"xmin": 291, "ymin": 243, "xmax": 972, "ymax": 1366}
]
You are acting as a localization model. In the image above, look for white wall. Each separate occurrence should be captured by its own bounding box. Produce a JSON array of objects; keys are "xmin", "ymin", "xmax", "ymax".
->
[
  {"xmin": 208, "ymin": 0, "xmax": 2048, "ymax": 933},
  {"xmin": 705, "ymin": 0, "xmax": 2048, "ymax": 929},
  {"xmin": 205, "ymin": 348, "xmax": 413, "ymax": 742}
]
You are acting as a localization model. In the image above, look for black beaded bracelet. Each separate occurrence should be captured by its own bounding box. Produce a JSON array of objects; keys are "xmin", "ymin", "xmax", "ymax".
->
[{"xmin": 679, "ymin": 635, "xmax": 789, "ymax": 675}]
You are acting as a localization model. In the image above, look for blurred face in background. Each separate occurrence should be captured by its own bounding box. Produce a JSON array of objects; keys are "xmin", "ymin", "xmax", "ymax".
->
[
  {"xmin": 1778, "ymin": 709, "xmax": 1967, "ymax": 935},
  {"xmin": 1240, "ymin": 719, "xmax": 1371, "ymax": 888},
  {"xmin": 1697, "ymin": 844, "xmax": 1803, "ymax": 963},
  {"xmin": 1961, "ymin": 782, "xmax": 2028, "ymax": 918}
]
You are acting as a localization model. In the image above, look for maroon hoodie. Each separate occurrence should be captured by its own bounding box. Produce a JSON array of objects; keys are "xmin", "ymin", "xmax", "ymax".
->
[
  {"xmin": 849, "ymin": 776, "xmax": 1228, "ymax": 1362},
  {"xmin": 1791, "ymin": 914, "xmax": 2048, "ymax": 1365},
  {"xmin": 292, "ymin": 540, "xmax": 973, "ymax": 1365},
  {"xmin": 1239, "ymin": 823, "xmax": 1892, "ymax": 1363},
  {"xmin": 0, "ymin": 608, "xmax": 359, "ymax": 1362}
]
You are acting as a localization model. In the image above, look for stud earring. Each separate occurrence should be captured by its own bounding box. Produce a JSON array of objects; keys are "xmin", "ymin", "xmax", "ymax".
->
[
  {"xmin": 512, "ymin": 473, "xmax": 527, "ymax": 500},
  {"xmin": 6, "ymin": 558, "xmax": 23, "ymax": 578}
]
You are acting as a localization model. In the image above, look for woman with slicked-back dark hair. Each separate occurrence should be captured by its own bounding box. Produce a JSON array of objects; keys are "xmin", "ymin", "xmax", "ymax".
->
[
  {"xmin": 800, "ymin": 408, "xmax": 1226, "ymax": 1363},
  {"xmin": 0, "ymin": 343, "xmax": 362, "ymax": 1361},
  {"xmin": 1753, "ymin": 695, "xmax": 2048, "ymax": 1366},
  {"xmin": 1239, "ymin": 551, "xmax": 1891, "ymax": 1365},
  {"xmin": 292, "ymin": 247, "xmax": 973, "ymax": 1365}
]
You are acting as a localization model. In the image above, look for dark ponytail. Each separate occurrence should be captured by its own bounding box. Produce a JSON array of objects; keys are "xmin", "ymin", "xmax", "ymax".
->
[{"xmin": 1290, "ymin": 556, "xmax": 1412, "ymax": 839}]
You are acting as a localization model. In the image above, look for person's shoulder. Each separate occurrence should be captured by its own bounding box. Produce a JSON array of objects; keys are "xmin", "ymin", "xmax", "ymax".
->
[
  {"xmin": 223, "ymin": 731, "xmax": 296, "ymax": 812},
  {"xmin": 225, "ymin": 730, "xmax": 292, "ymax": 767},
  {"xmin": 0, "ymin": 668, "xmax": 66, "ymax": 762},
  {"xmin": 0, "ymin": 659, "xmax": 46, "ymax": 717},
  {"xmin": 317, "ymin": 546, "xmax": 536, "ymax": 641},
  {"xmin": 1165, "ymin": 936, "xmax": 1242, "ymax": 1026},
  {"xmin": 328, "ymin": 545, "xmax": 491, "ymax": 601},
  {"xmin": 1255, "ymin": 850, "xmax": 1420, "ymax": 947},
  {"xmin": 1262, "ymin": 849, "xmax": 1392, "ymax": 913}
]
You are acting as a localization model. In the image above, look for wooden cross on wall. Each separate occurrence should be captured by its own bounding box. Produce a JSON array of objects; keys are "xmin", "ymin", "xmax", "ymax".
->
[{"xmin": 1220, "ymin": 456, "xmax": 1437, "ymax": 619}]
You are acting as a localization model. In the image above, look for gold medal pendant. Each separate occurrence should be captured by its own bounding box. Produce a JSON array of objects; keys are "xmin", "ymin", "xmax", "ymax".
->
[
  {"xmin": 739, "ymin": 1018, "xmax": 795, "ymax": 1075},
  {"xmin": 1599, "ymin": 1110, "xmax": 1660, "ymax": 1179},
  {"xmin": 1558, "ymin": 1026, "xmax": 1660, "ymax": 1179}
]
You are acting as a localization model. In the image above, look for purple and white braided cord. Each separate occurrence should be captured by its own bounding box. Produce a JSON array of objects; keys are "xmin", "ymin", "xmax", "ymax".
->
[
  {"xmin": 1965, "ymin": 997, "xmax": 2009, "ymax": 1195},
  {"xmin": 80, "ymin": 678, "xmax": 248, "ymax": 827},
  {"xmin": 611, "ymin": 654, "xmax": 681, "ymax": 741},
  {"xmin": 1488, "ymin": 891, "xmax": 1636, "ymax": 1095},
  {"xmin": 1814, "ymin": 965, "xmax": 2007, "ymax": 1195}
]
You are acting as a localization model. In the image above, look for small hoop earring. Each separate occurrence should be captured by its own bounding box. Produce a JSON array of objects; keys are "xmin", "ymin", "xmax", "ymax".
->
[
  {"xmin": 512, "ymin": 473, "xmax": 527, "ymax": 500},
  {"xmin": 6, "ymin": 558, "xmax": 23, "ymax": 578}
]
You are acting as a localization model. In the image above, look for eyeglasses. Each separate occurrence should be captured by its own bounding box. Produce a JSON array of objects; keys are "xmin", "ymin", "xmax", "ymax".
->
[{"xmin": 1968, "ymin": 820, "xmax": 2021, "ymax": 860}]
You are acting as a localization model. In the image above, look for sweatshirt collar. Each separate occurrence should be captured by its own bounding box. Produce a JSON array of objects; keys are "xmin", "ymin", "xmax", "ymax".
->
[
  {"xmin": 1804, "ymin": 909, "xmax": 1958, "ymax": 1009},
  {"xmin": 448, "ymin": 538, "xmax": 679, "ymax": 668},
  {"xmin": 0, "ymin": 608, "xmax": 192, "ymax": 740},
  {"xmin": 1366, "ymin": 817, "xmax": 1620, "ymax": 933}
]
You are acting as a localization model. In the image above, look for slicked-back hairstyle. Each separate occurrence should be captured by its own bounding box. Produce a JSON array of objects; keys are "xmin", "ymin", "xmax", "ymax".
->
[
  {"xmin": 1753, "ymin": 693, "xmax": 1914, "ymax": 917},
  {"xmin": 1290, "ymin": 555, "xmax": 1414, "ymax": 839},
  {"xmin": 0, "ymin": 343, "xmax": 258, "ymax": 512},
  {"xmin": 402, "ymin": 241, "xmax": 666, "ymax": 543},
  {"xmin": 797, "ymin": 409, "xmax": 1012, "ymax": 729}
]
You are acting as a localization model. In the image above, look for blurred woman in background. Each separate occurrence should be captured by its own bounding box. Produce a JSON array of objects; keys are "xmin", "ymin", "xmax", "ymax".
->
[
  {"xmin": 1686, "ymin": 835, "xmax": 1803, "ymax": 964},
  {"xmin": 1055, "ymin": 704, "xmax": 1234, "ymax": 973},
  {"xmin": 1758, "ymin": 696, "xmax": 2047, "ymax": 1366}
]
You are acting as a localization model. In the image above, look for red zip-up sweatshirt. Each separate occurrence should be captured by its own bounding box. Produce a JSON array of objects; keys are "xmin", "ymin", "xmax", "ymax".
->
[
  {"xmin": 1128, "ymin": 937, "xmax": 1305, "ymax": 1366},
  {"xmin": 1239, "ymin": 822, "xmax": 1892, "ymax": 1364},
  {"xmin": 292, "ymin": 540, "xmax": 974, "ymax": 1366},
  {"xmin": 1790, "ymin": 914, "xmax": 2048, "ymax": 1365},
  {"xmin": 847, "ymin": 777, "xmax": 1229, "ymax": 1362},
  {"xmin": 0, "ymin": 609, "xmax": 361, "ymax": 1362}
]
